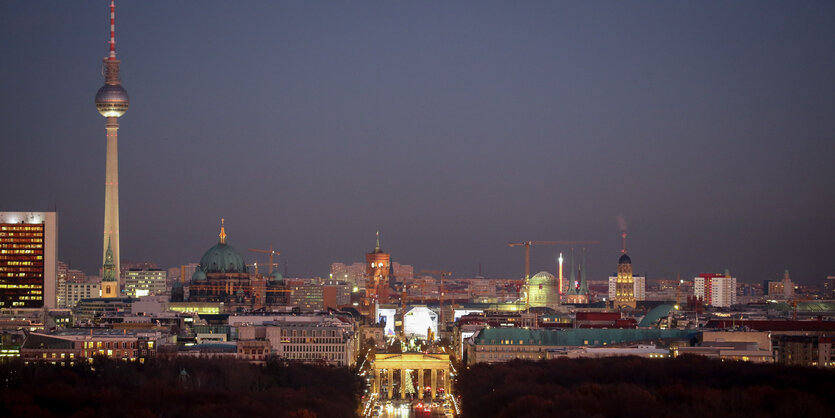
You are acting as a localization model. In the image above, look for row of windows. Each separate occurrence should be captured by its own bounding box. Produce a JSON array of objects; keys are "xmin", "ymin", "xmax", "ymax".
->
[
  {"xmin": 0, "ymin": 284, "xmax": 42, "ymax": 289},
  {"xmin": 83, "ymin": 340, "xmax": 152, "ymax": 349},
  {"xmin": 0, "ymin": 272, "xmax": 44, "ymax": 277},
  {"xmin": 3, "ymin": 261, "xmax": 38, "ymax": 266},
  {"xmin": 0, "ymin": 226, "xmax": 44, "ymax": 231},
  {"xmin": 0, "ymin": 235, "xmax": 44, "ymax": 240},
  {"xmin": 281, "ymin": 328, "xmax": 340, "ymax": 338},
  {"xmin": 284, "ymin": 352, "xmax": 344, "ymax": 361},
  {"xmin": 85, "ymin": 349, "xmax": 147, "ymax": 358},
  {"xmin": 283, "ymin": 344, "xmax": 346, "ymax": 353},
  {"xmin": 1, "ymin": 300, "xmax": 42, "ymax": 307}
]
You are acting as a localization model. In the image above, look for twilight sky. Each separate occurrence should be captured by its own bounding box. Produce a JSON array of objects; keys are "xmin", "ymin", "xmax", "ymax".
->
[{"xmin": 1, "ymin": 1, "xmax": 833, "ymax": 284}]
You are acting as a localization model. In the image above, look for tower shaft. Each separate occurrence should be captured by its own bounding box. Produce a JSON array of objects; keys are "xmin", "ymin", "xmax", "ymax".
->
[
  {"xmin": 102, "ymin": 117, "xmax": 120, "ymax": 291},
  {"xmin": 96, "ymin": 1, "xmax": 128, "ymax": 298}
]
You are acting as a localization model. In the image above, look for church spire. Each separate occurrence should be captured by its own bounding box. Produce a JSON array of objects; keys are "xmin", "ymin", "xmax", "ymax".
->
[
  {"xmin": 102, "ymin": 237, "xmax": 116, "ymax": 282},
  {"xmin": 219, "ymin": 218, "xmax": 227, "ymax": 244}
]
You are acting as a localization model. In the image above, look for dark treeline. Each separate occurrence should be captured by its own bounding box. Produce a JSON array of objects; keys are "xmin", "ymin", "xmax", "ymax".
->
[
  {"xmin": 0, "ymin": 357, "xmax": 360, "ymax": 417},
  {"xmin": 458, "ymin": 356, "xmax": 835, "ymax": 418}
]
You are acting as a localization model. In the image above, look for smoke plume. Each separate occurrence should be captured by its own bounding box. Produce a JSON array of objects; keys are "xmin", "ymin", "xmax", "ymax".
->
[{"xmin": 616, "ymin": 215, "xmax": 628, "ymax": 233}]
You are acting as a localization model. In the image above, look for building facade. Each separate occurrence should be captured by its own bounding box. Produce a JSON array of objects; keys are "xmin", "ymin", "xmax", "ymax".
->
[
  {"xmin": 56, "ymin": 262, "xmax": 89, "ymax": 308},
  {"xmin": 365, "ymin": 232, "xmax": 391, "ymax": 312},
  {"xmin": 526, "ymin": 271, "xmax": 559, "ymax": 309},
  {"xmin": 124, "ymin": 268, "xmax": 166, "ymax": 297},
  {"xmin": 694, "ymin": 272, "xmax": 737, "ymax": 308},
  {"xmin": 21, "ymin": 330, "xmax": 157, "ymax": 365},
  {"xmin": 235, "ymin": 315, "xmax": 357, "ymax": 367},
  {"xmin": 65, "ymin": 282, "xmax": 102, "ymax": 308},
  {"xmin": 0, "ymin": 212, "xmax": 57, "ymax": 309},
  {"xmin": 608, "ymin": 274, "xmax": 646, "ymax": 303},
  {"xmin": 614, "ymin": 253, "xmax": 636, "ymax": 308}
]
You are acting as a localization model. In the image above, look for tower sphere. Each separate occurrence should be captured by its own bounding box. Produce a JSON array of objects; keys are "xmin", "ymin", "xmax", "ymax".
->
[{"xmin": 95, "ymin": 84, "xmax": 129, "ymax": 117}]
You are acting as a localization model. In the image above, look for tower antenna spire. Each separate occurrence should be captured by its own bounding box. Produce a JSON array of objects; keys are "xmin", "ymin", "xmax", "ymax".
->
[
  {"xmin": 219, "ymin": 218, "xmax": 227, "ymax": 244},
  {"xmin": 109, "ymin": 0, "xmax": 116, "ymax": 60},
  {"xmin": 621, "ymin": 231, "xmax": 627, "ymax": 254}
]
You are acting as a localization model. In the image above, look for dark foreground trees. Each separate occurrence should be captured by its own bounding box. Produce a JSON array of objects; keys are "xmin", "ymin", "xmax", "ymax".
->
[
  {"xmin": 0, "ymin": 357, "xmax": 360, "ymax": 418},
  {"xmin": 458, "ymin": 356, "xmax": 835, "ymax": 418}
]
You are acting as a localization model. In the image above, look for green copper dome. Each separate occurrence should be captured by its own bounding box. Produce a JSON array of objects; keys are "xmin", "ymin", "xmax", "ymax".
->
[
  {"xmin": 199, "ymin": 243, "xmax": 248, "ymax": 274},
  {"xmin": 269, "ymin": 270, "xmax": 284, "ymax": 283}
]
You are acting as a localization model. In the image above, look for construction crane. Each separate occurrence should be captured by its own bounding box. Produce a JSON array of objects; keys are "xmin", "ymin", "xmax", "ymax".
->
[
  {"xmin": 420, "ymin": 270, "xmax": 451, "ymax": 333},
  {"xmin": 507, "ymin": 240, "xmax": 599, "ymax": 281},
  {"xmin": 248, "ymin": 244, "xmax": 280, "ymax": 275}
]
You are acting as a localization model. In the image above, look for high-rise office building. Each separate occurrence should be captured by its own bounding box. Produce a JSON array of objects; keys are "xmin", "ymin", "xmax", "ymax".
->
[
  {"xmin": 0, "ymin": 212, "xmax": 57, "ymax": 309},
  {"xmin": 95, "ymin": 0, "xmax": 130, "ymax": 293}
]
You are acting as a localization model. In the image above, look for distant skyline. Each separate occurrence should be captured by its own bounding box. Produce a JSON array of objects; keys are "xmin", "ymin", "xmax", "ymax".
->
[{"xmin": 1, "ymin": 2, "xmax": 833, "ymax": 284}]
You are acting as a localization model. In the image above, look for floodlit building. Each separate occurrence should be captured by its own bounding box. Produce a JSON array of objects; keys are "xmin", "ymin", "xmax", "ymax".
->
[
  {"xmin": 0, "ymin": 212, "xmax": 57, "ymax": 309},
  {"xmin": 613, "ymin": 253, "xmax": 636, "ymax": 308},
  {"xmin": 526, "ymin": 271, "xmax": 559, "ymax": 309},
  {"xmin": 608, "ymin": 272, "xmax": 645, "ymax": 303},
  {"xmin": 364, "ymin": 232, "xmax": 391, "ymax": 313}
]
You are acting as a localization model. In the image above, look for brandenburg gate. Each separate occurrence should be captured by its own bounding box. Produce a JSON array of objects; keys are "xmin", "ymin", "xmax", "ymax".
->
[{"xmin": 372, "ymin": 353, "xmax": 452, "ymax": 400}]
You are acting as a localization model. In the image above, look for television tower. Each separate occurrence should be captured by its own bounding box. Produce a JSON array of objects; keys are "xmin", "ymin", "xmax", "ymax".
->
[{"xmin": 95, "ymin": 1, "xmax": 129, "ymax": 297}]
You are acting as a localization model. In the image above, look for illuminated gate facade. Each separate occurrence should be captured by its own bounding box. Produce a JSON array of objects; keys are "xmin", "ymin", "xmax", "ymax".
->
[{"xmin": 372, "ymin": 353, "xmax": 452, "ymax": 400}]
